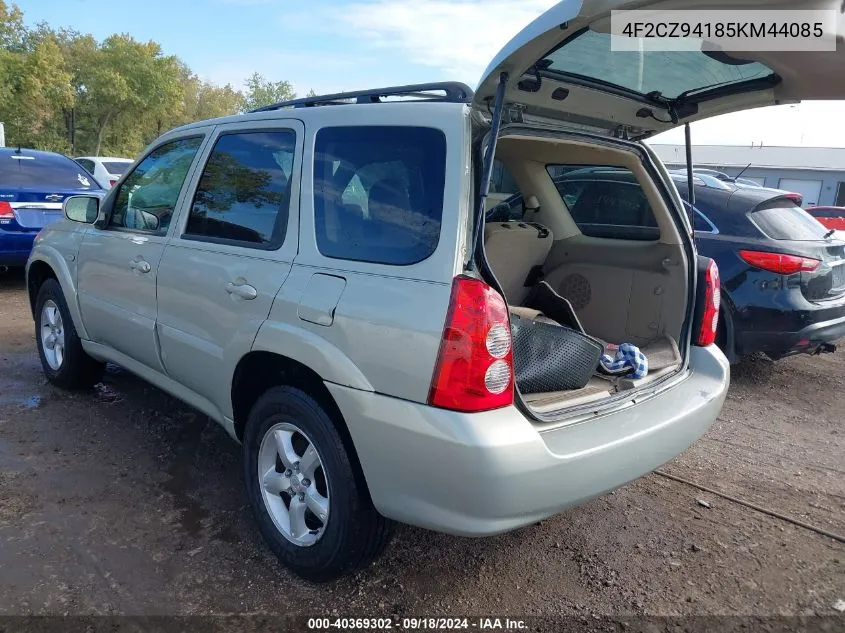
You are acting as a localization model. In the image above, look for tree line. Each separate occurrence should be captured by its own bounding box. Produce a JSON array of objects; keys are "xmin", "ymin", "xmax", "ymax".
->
[{"xmin": 0, "ymin": 1, "xmax": 310, "ymax": 158}]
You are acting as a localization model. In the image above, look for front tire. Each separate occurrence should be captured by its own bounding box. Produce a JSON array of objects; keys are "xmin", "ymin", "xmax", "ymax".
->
[
  {"xmin": 34, "ymin": 278, "xmax": 104, "ymax": 389},
  {"xmin": 243, "ymin": 386, "xmax": 393, "ymax": 582}
]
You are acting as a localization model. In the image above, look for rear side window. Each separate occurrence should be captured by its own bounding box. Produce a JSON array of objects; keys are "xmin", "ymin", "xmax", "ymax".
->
[
  {"xmin": 693, "ymin": 208, "xmax": 717, "ymax": 233},
  {"xmin": 0, "ymin": 152, "xmax": 98, "ymax": 190},
  {"xmin": 186, "ymin": 130, "xmax": 296, "ymax": 249},
  {"xmin": 749, "ymin": 200, "xmax": 830, "ymax": 241},
  {"xmin": 314, "ymin": 126, "xmax": 447, "ymax": 265},
  {"xmin": 547, "ymin": 166, "xmax": 659, "ymax": 241}
]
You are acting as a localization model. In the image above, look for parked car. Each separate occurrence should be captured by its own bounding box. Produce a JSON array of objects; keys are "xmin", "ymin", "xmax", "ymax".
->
[
  {"xmin": 673, "ymin": 175, "xmax": 845, "ymax": 362},
  {"xmin": 805, "ymin": 205, "xmax": 845, "ymax": 231},
  {"xmin": 74, "ymin": 156, "xmax": 133, "ymax": 189},
  {"xmin": 0, "ymin": 147, "xmax": 105, "ymax": 269},
  {"xmin": 27, "ymin": 0, "xmax": 839, "ymax": 580},
  {"xmin": 670, "ymin": 168, "xmax": 802, "ymax": 202}
]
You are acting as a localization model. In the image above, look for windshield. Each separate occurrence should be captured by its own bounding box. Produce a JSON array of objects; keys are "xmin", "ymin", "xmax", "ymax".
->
[
  {"xmin": 749, "ymin": 200, "xmax": 831, "ymax": 241},
  {"xmin": 103, "ymin": 161, "xmax": 132, "ymax": 175},
  {"xmin": 0, "ymin": 152, "xmax": 99, "ymax": 190},
  {"xmin": 542, "ymin": 29, "xmax": 777, "ymax": 99}
]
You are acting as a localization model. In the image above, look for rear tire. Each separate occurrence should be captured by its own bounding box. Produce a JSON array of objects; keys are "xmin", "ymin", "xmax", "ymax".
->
[
  {"xmin": 243, "ymin": 386, "xmax": 393, "ymax": 582},
  {"xmin": 34, "ymin": 278, "xmax": 104, "ymax": 389}
]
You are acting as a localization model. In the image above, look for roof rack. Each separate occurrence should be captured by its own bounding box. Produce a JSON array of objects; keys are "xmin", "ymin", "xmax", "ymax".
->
[{"xmin": 248, "ymin": 82, "xmax": 474, "ymax": 113}]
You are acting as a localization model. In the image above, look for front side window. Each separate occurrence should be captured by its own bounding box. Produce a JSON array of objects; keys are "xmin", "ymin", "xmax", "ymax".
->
[
  {"xmin": 548, "ymin": 165, "xmax": 659, "ymax": 241},
  {"xmin": 110, "ymin": 137, "xmax": 202, "ymax": 233},
  {"xmin": 314, "ymin": 126, "xmax": 447, "ymax": 266},
  {"xmin": 184, "ymin": 130, "xmax": 296, "ymax": 248}
]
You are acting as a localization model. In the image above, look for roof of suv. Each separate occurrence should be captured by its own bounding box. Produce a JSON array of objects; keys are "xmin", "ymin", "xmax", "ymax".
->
[{"xmin": 168, "ymin": 82, "xmax": 475, "ymax": 136}]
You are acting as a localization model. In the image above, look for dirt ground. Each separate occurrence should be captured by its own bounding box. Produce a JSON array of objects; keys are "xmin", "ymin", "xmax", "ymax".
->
[{"xmin": 1, "ymin": 269, "xmax": 843, "ymax": 622}]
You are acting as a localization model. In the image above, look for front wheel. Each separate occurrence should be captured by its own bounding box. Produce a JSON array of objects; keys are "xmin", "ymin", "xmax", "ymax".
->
[
  {"xmin": 34, "ymin": 278, "xmax": 104, "ymax": 389},
  {"xmin": 243, "ymin": 386, "xmax": 393, "ymax": 582}
]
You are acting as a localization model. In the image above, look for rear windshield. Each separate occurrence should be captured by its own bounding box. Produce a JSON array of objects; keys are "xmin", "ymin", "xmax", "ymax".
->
[
  {"xmin": 102, "ymin": 161, "xmax": 131, "ymax": 175},
  {"xmin": 0, "ymin": 152, "xmax": 98, "ymax": 190},
  {"xmin": 543, "ymin": 29, "xmax": 776, "ymax": 99},
  {"xmin": 548, "ymin": 165, "xmax": 659, "ymax": 241},
  {"xmin": 749, "ymin": 200, "xmax": 830, "ymax": 241}
]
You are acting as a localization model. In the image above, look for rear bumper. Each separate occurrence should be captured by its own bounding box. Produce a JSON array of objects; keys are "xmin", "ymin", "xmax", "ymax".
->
[
  {"xmin": 329, "ymin": 345, "xmax": 729, "ymax": 537},
  {"xmin": 0, "ymin": 230, "xmax": 36, "ymax": 266},
  {"xmin": 733, "ymin": 292, "xmax": 845, "ymax": 359}
]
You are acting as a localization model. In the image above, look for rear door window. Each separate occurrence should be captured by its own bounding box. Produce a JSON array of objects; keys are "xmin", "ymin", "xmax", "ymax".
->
[
  {"xmin": 185, "ymin": 130, "xmax": 295, "ymax": 249},
  {"xmin": 314, "ymin": 126, "xmax": 447, "ymax": 265},
  {"xmin": 749, "ymin": 200, "xmax": 830, "ymax": 241},
  {"xmin": 0, "ymin": 153, "xmax": 98, "ymax": 190},
  {"xmin": 547, "ymin": 166, "xmax": 659, "ymax": 241}
]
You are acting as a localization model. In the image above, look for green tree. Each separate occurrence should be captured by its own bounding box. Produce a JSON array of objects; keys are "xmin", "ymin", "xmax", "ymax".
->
[
  {"xmin": 0, "ymin": 1, "xmax": 291, "ymax": 157},
  {"xmin": 0, "ymin": 0, "xmax": 23, "ymax": 49},
  {"xmin": 242, "ymin": 72, "xmax": 296, "ymax": 110},
  {"xmin": 73, "ymin": 34, "xmax": 184, "ymax": 155}
]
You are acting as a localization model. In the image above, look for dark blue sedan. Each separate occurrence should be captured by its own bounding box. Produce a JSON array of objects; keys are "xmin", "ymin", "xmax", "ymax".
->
[
  {"xmin": 488, "ymin": 166, "xmax": 845, "ymax": 363},
  {"xmin": 0, "ymin": 147, "xmax": 105, "ymax": 268}
]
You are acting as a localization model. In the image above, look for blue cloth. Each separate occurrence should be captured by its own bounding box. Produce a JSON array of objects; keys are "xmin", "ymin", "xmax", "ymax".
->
[{"xmin": 600, "ymin": 343, "xmax": 648, "ymax": 379}]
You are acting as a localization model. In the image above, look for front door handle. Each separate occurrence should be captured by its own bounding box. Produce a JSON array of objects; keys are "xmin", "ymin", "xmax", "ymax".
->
[
  {"xmin": 226, "ymin": 281, "xmax": 258, "ymax": 300},
  {"xmin": 129, "ymin": 259, "xmax": 151, "ymax": 274}
]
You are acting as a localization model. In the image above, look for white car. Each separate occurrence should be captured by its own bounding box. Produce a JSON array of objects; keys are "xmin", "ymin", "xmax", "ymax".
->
[{"xmin": 74, "ymin": 156, "xmax": 134, "ymax": 189}]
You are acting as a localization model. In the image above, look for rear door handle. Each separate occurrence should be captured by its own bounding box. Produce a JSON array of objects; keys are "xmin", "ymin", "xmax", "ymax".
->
[
  {"xmin": 129, "ymin": 259, "xmax": 151, "ymax": 274},
  {"xmin": 226, "ymin": 281, "xmax": 258, "ymax": 300}
]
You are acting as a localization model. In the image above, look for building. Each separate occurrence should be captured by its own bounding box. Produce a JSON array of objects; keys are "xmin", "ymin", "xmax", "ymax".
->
[{"xmin": 648, "ymin": 144, "xmax": 845, "ymax": 207}]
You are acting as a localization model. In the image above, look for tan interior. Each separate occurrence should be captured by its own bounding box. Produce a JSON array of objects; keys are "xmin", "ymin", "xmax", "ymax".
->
[
  {"xmin": 484, "ymin": 133, "xmax": 690, "ymax": 413},
  {"xmin": 483, "ymin": 222, "xmax": 553, "ymax": 304}
]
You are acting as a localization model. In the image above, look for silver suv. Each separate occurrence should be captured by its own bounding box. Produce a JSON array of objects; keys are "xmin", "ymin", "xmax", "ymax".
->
[{"xmin": 37, "ymin": 0, "xmax": 845, "ymax": 580}]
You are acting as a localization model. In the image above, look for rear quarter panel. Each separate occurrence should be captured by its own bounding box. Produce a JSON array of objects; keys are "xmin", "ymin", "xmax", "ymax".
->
[{"xmin": 257, "ymin": 103, "xmax": 472, "ymax": 402}]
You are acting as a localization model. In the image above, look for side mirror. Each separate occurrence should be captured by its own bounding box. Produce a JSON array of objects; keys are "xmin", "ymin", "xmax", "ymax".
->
[
  {"xmin": 139, "ymin": 210, "xmax": 160, "ymax": 232},
  {"xmin": 63, "ymin": 195, "xmax": 100, "ymax": 224}
]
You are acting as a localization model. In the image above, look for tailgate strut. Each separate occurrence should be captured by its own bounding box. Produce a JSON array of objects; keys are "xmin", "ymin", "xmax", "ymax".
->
[
  {"xmin": 684, "ymin": 122, "xmax": 696, "ymax": 214},
  {"xmin": 469, "ymin": 71, "xmax": 509, "ymax": 272}
]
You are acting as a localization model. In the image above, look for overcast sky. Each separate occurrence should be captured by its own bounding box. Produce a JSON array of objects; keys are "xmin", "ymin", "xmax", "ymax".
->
[{"xmin": 16, "ymin": 0, "xmax": 845, "ymax": 147}]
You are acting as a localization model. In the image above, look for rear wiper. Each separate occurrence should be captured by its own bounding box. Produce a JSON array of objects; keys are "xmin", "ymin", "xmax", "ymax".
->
[{"xmin": 824, "ymin": 228, "xmax": 836, "ymax": 239}]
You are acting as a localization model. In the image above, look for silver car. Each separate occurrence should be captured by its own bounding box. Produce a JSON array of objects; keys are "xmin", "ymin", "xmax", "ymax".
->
[{"xmin": 27, "ymin": 0, "xmax": 839, "ymax": 581}]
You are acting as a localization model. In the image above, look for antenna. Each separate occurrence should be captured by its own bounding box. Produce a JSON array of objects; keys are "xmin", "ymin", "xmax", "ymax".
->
[{"xmin": 735, "ymin": 162, "xmax": 752, "ymax": 180}]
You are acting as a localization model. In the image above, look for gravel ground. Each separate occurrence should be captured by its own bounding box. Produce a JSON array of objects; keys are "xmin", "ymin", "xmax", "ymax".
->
[{"xmin": 1, "ymin": 270, "xmax": 843, "ymax": 623}]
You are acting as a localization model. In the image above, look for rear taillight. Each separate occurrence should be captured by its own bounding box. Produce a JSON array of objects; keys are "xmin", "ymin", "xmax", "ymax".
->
[
  {"xmin": 428, "ymin": 275, "xmax": 514, "ymax": 412},
  {"xmin": 0, "ymin": 201, "xmax": 14, "ymax": 219},
  {"xmin": 738, "ymin": 250, "xmax": 820, "ymax": 274},
  {"xmin": 694, "ymin": 258, "xmax": 721, "ymax": 347}
]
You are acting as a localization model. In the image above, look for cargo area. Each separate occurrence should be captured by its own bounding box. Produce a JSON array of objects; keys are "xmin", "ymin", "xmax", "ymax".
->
[{"xmin": 482, "ymin": 133, "xmax": 691, "ymax": 414}]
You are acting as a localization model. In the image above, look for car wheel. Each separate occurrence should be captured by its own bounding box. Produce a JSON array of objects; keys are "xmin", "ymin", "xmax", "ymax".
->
[
  {"xmin": 35, "ymin": 278, "xmax": 104, "ymax": 389},
  {"xmin": 243, "ymin": 386, "xmax": 393, "ymax": 582}
]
